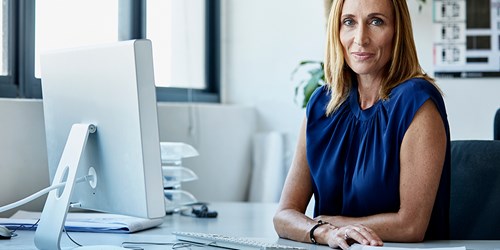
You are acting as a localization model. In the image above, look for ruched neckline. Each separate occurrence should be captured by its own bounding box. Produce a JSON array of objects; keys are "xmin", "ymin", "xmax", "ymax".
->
[{"xmin": 349, "ymin": 86, "xmax": 382, "ymax": 121}]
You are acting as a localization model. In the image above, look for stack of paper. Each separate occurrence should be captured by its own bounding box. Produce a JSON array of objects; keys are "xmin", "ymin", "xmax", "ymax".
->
[{"xmin": 0, "ymin": 210, "xmax": 163, "ymax": 233}]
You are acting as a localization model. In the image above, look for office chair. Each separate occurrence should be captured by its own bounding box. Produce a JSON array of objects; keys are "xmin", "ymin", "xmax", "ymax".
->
[
  {"xmin": 495, "ymin": 108, "xmax": 500, "ymax": 140},
  {"xmin": 449, "ymin": 140, "xmax": 500, "ymax": 240}
]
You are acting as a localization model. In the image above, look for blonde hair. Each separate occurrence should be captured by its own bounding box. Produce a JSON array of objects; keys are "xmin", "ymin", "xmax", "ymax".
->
[{"xmin": 323, "ymin": 0, "xmax": 439, "ymax": 116}]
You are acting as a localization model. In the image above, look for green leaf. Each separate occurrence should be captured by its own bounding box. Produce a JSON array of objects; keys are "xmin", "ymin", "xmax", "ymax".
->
[
  {"xmin": 291, "ymin": 60, "xmax": 325, "ymax": 108},
  {"xmin": 302, "ymin": 81, "xmax": 322, "ymax": 108},
  {"xmin": 291, "ymin": 61, "xmax": 323, "ymax": 79}
]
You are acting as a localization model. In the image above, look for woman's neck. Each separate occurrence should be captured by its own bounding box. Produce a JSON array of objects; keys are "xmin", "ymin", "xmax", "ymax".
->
[{"xmin": 356, "ymin": 75, "xmax": 382, "ymax": 110}]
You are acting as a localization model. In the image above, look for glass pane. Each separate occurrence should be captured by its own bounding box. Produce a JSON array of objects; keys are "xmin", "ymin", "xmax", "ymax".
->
[
  {"xmin": 35, "ymin": 0, "xmax": 119, "ymax": 78},
  {"xmin": 147, "ymin": 0, "xmax": 206, "ymax": 89},
  {"xmin": 0, "ymin": 0, "xmax": 8, "ymax": 76}
]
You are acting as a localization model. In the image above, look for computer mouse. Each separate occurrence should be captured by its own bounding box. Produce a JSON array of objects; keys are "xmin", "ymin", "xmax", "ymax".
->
[{"xmin": 0, "ymin": 225, "xmax": 13, "ymax": 239}]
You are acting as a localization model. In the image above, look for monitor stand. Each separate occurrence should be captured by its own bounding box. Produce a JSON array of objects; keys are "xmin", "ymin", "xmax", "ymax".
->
[{"xmin": 34, "ymin": 124, "xmax": 128, "ymax": 250}]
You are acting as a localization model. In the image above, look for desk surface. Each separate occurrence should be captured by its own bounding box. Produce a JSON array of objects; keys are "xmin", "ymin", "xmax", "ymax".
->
[{"xmin": 1, "ymin": 202, "xmax": 499, "ymax": 249}]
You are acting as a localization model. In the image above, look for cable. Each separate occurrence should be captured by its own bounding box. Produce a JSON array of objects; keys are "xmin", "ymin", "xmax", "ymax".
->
[
  {"xmin": 121, "ymin": 241, "xmax": 206, "ymax": 249},
  {"xmin": 0, "ymin": 175, "xmax": 92, "ymax": 213},
  {"xmin": 2, "ymin": 218, "xmax": 41, "ymax": 239},
  {"xmin": 10, "ymin": 218, "xmax": 40, "ymax": 234},
  {"xmin": 63, "ymin": 227, "xmax": 82, "ymax": 247}
]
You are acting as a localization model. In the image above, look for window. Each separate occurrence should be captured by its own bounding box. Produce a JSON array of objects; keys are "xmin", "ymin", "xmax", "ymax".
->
[
  {"xmin": 34, "ymin": 0, "xmax": 119, "ymax": 79},
  {"xmin": 147, "ymin": 0, "xmax": 205, "ymax": 89},
  {"xmin": 0, "ymin": 0, "xmax": 8, "ymax": 76},
  {"xmin": 149, "ymin": 0, "xmax": 220, "ymax": 102},
  {"xmin": 1, "ymin": 0, "xmax": 219, "ymax": 102}
]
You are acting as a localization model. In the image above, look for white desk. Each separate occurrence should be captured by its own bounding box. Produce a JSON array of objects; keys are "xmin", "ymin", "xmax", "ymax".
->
[{"xmin": 1, "ymin": 202, "xmax": 499, "ymax": 249}]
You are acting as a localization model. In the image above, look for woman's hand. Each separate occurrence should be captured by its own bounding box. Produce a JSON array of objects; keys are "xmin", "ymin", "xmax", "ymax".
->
[{"xmin": 325, "ymin": 225, "xmax": 383, "ymax": 250}]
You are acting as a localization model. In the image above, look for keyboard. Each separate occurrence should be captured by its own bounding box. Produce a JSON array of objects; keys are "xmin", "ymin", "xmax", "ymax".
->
[{"xmin": 172, "ymin": 231, "xmax": 307, "ymax": 250}]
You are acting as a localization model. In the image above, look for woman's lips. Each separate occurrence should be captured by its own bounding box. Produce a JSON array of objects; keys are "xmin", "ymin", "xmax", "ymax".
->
[{"xmin": 351, "ymin": 52, "xmax": 374, "ymax": 60}]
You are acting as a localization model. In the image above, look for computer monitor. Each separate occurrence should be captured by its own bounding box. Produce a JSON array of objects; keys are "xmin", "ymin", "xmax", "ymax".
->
[{"xmin": 36, "ymin": 39, "xmax": 165, "ymax": 249}]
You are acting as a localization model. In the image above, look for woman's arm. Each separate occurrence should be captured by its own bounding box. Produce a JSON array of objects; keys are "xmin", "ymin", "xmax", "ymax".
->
[
  {"xmin": 315, "ymin": 99, "xmax": 447, "ymax": 242},
  {"xmin": 273, "ymin": 117, "xmax": 316, "ymax": 241}
]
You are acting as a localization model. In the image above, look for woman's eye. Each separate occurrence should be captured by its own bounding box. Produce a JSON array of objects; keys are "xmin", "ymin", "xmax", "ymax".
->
[
  {"xmin": 371, "ymin": 18, "xmax": 383, "ymax": 26},
  {"xmin": 343, "ymin": 18, "xmax": 354, "ymax": 26}
]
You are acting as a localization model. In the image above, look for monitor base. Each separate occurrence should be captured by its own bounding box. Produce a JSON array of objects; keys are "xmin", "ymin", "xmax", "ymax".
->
[{"xmin": 70, "ymin": 246, "xmax": 127, "ymax": 250}]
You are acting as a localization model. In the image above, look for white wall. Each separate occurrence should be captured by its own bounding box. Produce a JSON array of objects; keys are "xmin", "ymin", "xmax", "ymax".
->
[
  {"xmin": 0, "ymin": 99, "xmax": 49, "ymax": 217},
  {"xmin": 221, "ymin": 0, "xmax": 325, "ymax": 165},
  {"xmin": 223, "ymin": 0, "xmax": 500, "ymax": 141},
  {"xmin": 156, "ymin": 103, "xmax": 256, "ymax": 202}
]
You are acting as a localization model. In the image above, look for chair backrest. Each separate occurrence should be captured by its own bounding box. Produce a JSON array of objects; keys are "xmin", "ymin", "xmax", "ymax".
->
[
  {"xmin": 495, "ymin": 109, "xmax": 500, "ymax": 140},
  {"xmin": 450, "ymin": 140, "xmax": 500, "ymax": 240}
]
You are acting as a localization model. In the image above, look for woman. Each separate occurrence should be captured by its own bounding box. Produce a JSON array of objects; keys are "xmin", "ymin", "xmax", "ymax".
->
[{"xmin": 273, "ymin": 0, "xmax": 450, "ymax": 249}]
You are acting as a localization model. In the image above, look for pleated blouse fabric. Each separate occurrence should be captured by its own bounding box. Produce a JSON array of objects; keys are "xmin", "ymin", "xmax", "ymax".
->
[{"xmin": 305, "ymin": 78, "xmax": 450, "ymax": 239}]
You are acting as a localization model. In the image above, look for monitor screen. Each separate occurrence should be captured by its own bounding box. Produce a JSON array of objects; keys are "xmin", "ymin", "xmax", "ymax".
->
[{"xmin": 36, "ymin": 39, "xmax": 165, "ymax": 249}]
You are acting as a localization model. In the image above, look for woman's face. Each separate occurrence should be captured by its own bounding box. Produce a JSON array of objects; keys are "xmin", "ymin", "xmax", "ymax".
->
[{"xmin": 339, "ymin": 0, "xmax": 395, "ymax": 79}]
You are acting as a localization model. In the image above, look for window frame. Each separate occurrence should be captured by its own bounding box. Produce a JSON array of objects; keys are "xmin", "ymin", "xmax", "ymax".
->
[
  {"xmin": 3, "ymin": 0, "xmax": 220, "ymax": 102},
  {"xmin": 19, "ymin": 0, "xmax": 37, "ymax": 98},
  {"xmin": 0, "ymin": 0, "xmax": 18, "ymax": 97}
]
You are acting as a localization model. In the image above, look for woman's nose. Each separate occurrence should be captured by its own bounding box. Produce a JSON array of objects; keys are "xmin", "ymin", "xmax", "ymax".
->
[{"xmin": 354, "ymin": 25, "xmax": 369, "ymax": 46}]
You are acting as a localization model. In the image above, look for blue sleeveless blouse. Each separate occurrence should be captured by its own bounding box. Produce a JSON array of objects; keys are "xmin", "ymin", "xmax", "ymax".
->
[{"xmin": 305, "ymin": 78, "xmax": 450, "ymax": 240}]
